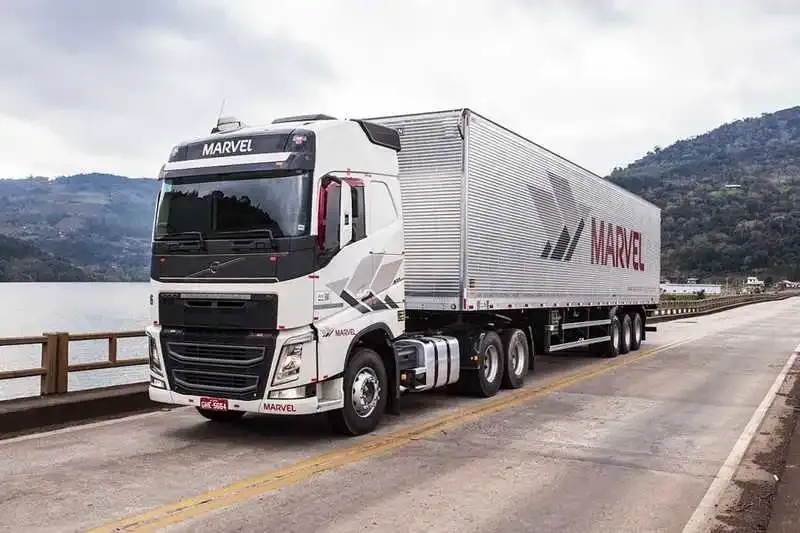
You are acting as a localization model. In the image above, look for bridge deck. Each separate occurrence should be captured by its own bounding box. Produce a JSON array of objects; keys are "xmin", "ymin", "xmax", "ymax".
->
[{"xmin": 1, "ymin": 298, "xmax": 798, "ymax": 533}]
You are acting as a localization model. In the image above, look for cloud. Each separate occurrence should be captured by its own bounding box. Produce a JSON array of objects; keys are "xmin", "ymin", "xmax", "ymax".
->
[
  {"xmin": 0, "ymin": 0, "xmax": 336, "ymax": 177},
  {"xmin": 0, "ymin": 0, "xmax": 799, "ymax": 179}
]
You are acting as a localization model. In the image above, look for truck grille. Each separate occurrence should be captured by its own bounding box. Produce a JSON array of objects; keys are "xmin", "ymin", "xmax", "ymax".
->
[
  {"xmin": 166, "ymin": 342, "xmax": 265, "ymax": 366},
  {"xmin": 160, "ymin": 328, "xmax": 276, "ymax": 401}
]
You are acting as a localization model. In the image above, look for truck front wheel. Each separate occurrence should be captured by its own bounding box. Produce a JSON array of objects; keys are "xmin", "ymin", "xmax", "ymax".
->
[{"xmin": 329, "ymin": 347, "xmax": 388, "ymax": 436}]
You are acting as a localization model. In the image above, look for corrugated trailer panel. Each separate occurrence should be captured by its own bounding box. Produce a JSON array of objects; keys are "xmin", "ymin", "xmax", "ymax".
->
[
  {"xmin": 464, "ymin": 110, "xmax": 661, "ymax": 309},
  {"xmin": 369, "ymin": 110, "xmax": 465, "ymax": 310}
]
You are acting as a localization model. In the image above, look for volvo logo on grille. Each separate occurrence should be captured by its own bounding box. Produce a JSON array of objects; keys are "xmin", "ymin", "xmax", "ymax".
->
[{"xmin": 188, "ymin": 257, "xmax": 245, "ymax": 278}]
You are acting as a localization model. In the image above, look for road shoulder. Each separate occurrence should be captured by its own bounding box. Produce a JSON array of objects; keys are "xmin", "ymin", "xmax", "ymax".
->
[{"xmin": 708, "ymin": 351, "xmax": 800, "ymax": 532}]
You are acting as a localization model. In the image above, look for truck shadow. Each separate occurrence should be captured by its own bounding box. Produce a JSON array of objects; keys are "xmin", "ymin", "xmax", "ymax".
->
[{"xmin": 165, "ymin": 349, "xmax": 602, "ymax": 446}]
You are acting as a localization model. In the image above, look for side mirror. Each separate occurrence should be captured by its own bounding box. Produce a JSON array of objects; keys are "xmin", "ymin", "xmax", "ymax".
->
[{"xmin": 339, "ymin": 180, "xmax": 353, "ymax": 246}]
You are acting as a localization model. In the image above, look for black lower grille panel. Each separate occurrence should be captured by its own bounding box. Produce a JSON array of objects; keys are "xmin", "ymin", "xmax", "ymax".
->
[{"xmin": 160, "ymin": 328, "xmax": 276, "ymax": 401}]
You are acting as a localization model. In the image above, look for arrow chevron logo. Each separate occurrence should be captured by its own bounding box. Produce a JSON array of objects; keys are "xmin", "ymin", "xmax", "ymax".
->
[{"xmin": 529, "ymin": 171, "xmax": 591, "ymax": 263}]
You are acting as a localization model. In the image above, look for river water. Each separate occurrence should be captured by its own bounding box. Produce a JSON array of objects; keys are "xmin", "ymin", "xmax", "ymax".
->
[{"xmin": 0, "ymin": 283, "xmax": 151, "ymax": 400}]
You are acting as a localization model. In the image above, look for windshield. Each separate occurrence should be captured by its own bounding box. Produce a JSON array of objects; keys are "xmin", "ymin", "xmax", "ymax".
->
[{"xmin": 154, "ymin": 171, "xmax": 312, "ymax": 240}]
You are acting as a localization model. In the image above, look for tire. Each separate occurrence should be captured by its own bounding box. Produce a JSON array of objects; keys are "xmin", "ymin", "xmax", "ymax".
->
[
  {"xmin": 328, "ymin": 347, "xmax": 388, "ymax": 436},
  {"xmin": 196, "ymin": 407, "xmax": 245, "ymax": 423},
  {"xmin": 620, "ymin": 313, "xmax": 632, "ymax": 354},
  {"xmin": 630, "ymin": 312, "xmax": 643, "ymax": 351},
  {"xmin": 501, "ymin": 329, "xmax": 529, "ymax": 389},
  {"xmin": 601, "ymin": 315, "xmax": 622, "ymax": 358},
  {"xmin": 460, "ymin": 330, "xmax": 504, "ymax": 397}
]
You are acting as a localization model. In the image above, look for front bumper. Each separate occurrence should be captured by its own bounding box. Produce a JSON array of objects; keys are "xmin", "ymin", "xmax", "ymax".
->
[
  {"xmin": 146, "ymin": 324, "xmax": 344, "ymax": 416},
  {"xmin": 148, "ymin": 385, "xmax": 341, "ymax": 415}
]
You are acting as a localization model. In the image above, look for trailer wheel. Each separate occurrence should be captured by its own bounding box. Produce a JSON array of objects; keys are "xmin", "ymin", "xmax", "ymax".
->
[
  {"xmin": 601, "ymin": 315, "xmax": 622, "ymax": 358},
  {"xmin": 620, "ymin": 313, "xmax": 633, "ymax": 354},
  {"xmin": 328, "ymin": 347, "xmax": 388, "ymax": 436},
  {"xmin": 461, "ymin": 331, "xmax": 504, "ymax": 397},
  {"xmin": 501, "ymin": 329, "xmax": 529, "ymax": 389},
  {"xmin": 630, "ymin": 312, "xmax": 643, "ymax": 351},
  {"xmin": 196, "ymin": 408, "xmax": 245, "ymax": 423}
]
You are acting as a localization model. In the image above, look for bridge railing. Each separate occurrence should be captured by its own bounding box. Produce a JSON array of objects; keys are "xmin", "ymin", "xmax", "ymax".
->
[
  {"xmin": 0, "ymin": 292, "xmax": 796, "ymax": 399},
  {"xmin": 0, "ymin": 331, "xmax": 147, "ymax": 397},
  {"xmin": 650, "ymin": 293, "xmax": 778, "ymax": 317}
]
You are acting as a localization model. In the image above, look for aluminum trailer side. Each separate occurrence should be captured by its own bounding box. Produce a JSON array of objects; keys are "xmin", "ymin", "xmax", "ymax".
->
[
  {"xmin": 369, "ymin": 108, "xmax": 661, "ymax": 312},
  {"xmin": 369, "ymin": 108, "xmax": 661, "ymax": 355}
]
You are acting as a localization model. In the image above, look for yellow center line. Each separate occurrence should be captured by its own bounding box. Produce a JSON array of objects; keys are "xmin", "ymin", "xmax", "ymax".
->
[{"xmin": 88, "ymin": 337, "xmax": 693, "ymax": 533}]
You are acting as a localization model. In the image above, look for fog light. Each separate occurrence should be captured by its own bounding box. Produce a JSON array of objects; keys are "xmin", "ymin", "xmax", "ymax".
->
[
  {"xmin": 268, "ymin": 384, "xmax": 314, "ymax": 400},
  {"xmin": 151, "ymin": 376, "xmax": 166, "ymax": 389}
]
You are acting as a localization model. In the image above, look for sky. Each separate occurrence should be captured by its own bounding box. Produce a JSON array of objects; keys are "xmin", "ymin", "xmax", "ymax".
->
[{"xmin": 0, "ymin": 0, "xmax": 799, "ymax": 179}]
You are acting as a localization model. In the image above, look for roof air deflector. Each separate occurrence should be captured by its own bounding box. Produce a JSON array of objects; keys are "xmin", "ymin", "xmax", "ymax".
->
[{"xmin": 351, "ymin": 119, "xmax": 401, "ymax": 152}]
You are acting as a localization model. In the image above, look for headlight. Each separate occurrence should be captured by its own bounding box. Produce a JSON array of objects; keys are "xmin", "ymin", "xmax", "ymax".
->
[
  {"xmin": 148, "ymin": 335, "xmax": 162, "ymax": 375},
  {"xmin": 272, "ymin": 332, "xmax": 314, "ymax": 386}
]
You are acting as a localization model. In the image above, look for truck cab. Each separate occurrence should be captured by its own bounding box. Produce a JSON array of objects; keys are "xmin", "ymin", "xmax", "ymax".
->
[{"xmin": 146, "ymin": 114, "xmax": 406, "ymax": 434}]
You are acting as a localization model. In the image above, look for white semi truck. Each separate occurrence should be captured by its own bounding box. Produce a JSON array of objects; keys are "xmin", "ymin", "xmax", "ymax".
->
[{"xmin": 145, "ymin": 109, "xmax": 661, "ymax": 436}]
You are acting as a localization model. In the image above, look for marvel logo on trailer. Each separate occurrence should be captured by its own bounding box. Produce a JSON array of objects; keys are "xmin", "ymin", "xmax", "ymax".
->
[{"xmin": 590, "ymin": 218, "xmax": 645, "ymax": 271}]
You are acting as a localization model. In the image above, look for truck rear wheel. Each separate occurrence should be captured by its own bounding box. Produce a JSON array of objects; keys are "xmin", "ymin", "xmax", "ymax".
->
[
  {"xmin": 620, "ymin": 313, "xmax": 632, "ymax": 354},
  {"xmin": 501, "ymin": 329, "xmax": 529, "ymax": 389},
  {"xmin": 630, "ymin": 312, "xmax": 643, "ymax": 351},
  {"xmin": 600, "ymin": 315, "xmax": 622, "ymax": 358},
  {"xmin": 328, "ymin": 347, "xmax": 388, "ymax": 436},
  {"xmin": 196, "ymin": 408, "xmax": 245, "ymax": 423},
  {"xmin": 460, "ymin": 331, "xmax": 504, "ymax": 397}
]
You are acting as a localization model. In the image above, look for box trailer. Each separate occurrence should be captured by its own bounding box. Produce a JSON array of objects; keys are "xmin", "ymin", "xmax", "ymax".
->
[
  {"xmin": 369, "ymin": 109, "xmax": 661, "ymax": 313},
  {"xmin": 146, "ymin": 108, "xmax": 661, "ymax": 436}
]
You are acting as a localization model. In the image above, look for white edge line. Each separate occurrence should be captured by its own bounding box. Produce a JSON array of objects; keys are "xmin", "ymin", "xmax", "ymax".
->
[
  {"xmin": 681, "ymin": 342, "xmax": 800, "ymax": 533},
  {"xmin": 0, "ymin": 408, "xmax": 184, "ymax": 446}
]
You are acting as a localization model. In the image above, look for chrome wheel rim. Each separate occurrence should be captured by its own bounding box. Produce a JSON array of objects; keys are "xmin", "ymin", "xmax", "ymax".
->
[
  {"xmin": 484, "ymin": 344, "xmax": 500, "ymax": 383},
  {"xmin": 612, "ymin": 322, "xmax": 620, "ymax": 350},
  {"xmin": 624, "ymin": 320, "xmax": 632, "ymax": 347},
  {"xmin": 352, "ymin": 367, "xmax": 380, "ymax": 418},
  {"xmin": 509, "ymin": 334, "xmax": 526, "ymax": 377},
  {"xmin": 634, "ymin": 315, "xmax": 642, "ymax": 344}
]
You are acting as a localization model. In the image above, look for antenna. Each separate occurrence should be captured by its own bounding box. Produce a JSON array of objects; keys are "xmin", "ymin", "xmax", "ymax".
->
[{"xmin": 217, "ymin": 99, "xmax": 226, "ymax": 122}]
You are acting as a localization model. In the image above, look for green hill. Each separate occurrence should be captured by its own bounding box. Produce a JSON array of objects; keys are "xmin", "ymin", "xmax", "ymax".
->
[
  {"xmin": 0, "ymin": 173, "xmax": 160, "ymax": 281},
  {"xmin": 608, "ymin": 105, "xmax": 800, "ymax": 282},
  {"xmin": 0, "ymin": 233, "xmax": 93, "ymax": 282}
]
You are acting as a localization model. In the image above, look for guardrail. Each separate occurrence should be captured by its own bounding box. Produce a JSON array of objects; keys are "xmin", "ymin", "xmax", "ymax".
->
[
  {"xmin": 650, "ymin": 293, "xmax": 780, "ymax": 318},
  {"xmin": 0, "ymin": 331, "xmax": 147, "ymax": 397},
  {"xmin": 1, "ymin": 292, "xmax": 796, "ymax": 399}
]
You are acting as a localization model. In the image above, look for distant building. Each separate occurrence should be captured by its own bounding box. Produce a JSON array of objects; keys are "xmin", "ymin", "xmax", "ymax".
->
[{"xmin": 743, "ymin": 276, "xmax": 765, "ymax": 294}]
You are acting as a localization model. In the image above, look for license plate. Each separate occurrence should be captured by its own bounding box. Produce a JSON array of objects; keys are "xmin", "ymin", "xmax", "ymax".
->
[{"xmin": 200, "ymin": 397, "xmax": 229, "ymax": 411}]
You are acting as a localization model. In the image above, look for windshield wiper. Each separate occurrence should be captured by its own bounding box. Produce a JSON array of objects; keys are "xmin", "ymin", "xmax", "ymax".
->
[
  {"xmin": 214, "ymin": 229, "xmax": 276, "ymax": 239},
  {"xmin": 214, "ymin": 229, "xmax": 278, "ymax": 251}
]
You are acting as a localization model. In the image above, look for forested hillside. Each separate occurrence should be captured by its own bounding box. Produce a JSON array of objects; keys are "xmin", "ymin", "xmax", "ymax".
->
[
  {"xmin": 608, "ymin": 106, "xmax": 800, "ymax": 282},
  {"xmin": 0, "ymin": 234, "xmax": 93, "ymax": 281},
  {"xmin": 0, "ymin": 174, "xmax": 159, "ymax": 281}
]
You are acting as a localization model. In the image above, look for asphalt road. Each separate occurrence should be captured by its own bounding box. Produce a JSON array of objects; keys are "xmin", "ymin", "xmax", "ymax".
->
[{"xmin": 1, "ymin": 297, "xmax": 799, "ymax": 533}]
